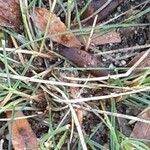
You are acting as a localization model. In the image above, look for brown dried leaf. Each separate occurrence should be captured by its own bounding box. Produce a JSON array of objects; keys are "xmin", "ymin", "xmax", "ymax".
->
[
  {"xmin": 130, "ymin": 109, "xmax": 150, "ymax": 147},
  {"xmin": 127, "ymin": 51, "xmax": 150, "ymax": 74},
  {"xmin": 58, "ymin": 45, "xmax": 109, "ymax": 76},
  {"xmin": 6, "ymin": 111, "xmax": 39, "ymax": 150},
  {"xmin": 0, "ymin": 0, "xmax": 22, "ymax": 31},
  {"xmin": 79, "ymin": 31, "xmax": 121, "ymax": 46},
  {"xmin": 91, "ymin": 31, "xmax": 121, "ymax": 45},
  {"xmin": 30, "ymin": 8, "xmax": 82, "ymax": 48}
]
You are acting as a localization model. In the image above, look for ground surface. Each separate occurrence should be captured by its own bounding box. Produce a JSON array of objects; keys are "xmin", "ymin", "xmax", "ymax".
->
[{"xmin": 0, "ymin": 0, "xmax": 150, "ymax": 150}]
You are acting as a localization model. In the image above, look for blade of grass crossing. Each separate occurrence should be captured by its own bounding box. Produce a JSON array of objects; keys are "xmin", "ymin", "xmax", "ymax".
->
[
  {"xmin": 130, "ymin": 94, "xmax": 150, "ymax": 105},
  {"xmin": 110, "ymin": 99, "xmax": 117, "ymax": 150},
  {"xmin": 87, "ymin": 139, "xmax": 108, "ymax": 150},
  {"xmin": 47, "ymin": 109, "xmax": 56, "ymax": 148},
  {"xmin": 67, "ymin": 0, "xmax": 74, "ymax": 29},
  {"xmin": 74, "ymin": 0, "xmax": 86, "ymax": 43},
  {"xmin": 121, "ymin": 139, "xmax": 150, "ymax": 150},
  {"xmin": 101, "ymin": 103, "xmax": 120, "ymax": 150},
  {"xmin": 19, "ymin": 0, "xmax": 35, "ymax": 50},
  {"xmin": 54, "ymin": 130, "xmax": 68, "ymax": 150},
  {"xmin": 39, "ymin": 0, "xmax": 57, "ymax": 52},
  {"xmin": 40, "ymin": 125, "xmax": 69, "ymax": 149},
  {"xmin": 2, "ymin": 40, "xmax": 11, "ymax": 88}
]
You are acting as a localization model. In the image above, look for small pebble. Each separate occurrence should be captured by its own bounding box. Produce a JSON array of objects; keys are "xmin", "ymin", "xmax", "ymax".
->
[
  {"xmin": 102, "ymin": 58, "xmax": 107, "ymax": 62},
  {"xmin": 121, "ymin": 60, "xmax": 126, "ymax": 65}
]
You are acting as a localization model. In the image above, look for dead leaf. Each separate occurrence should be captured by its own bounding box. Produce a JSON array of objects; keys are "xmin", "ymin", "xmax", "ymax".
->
[
  {"xmin": 127, "ymin": 51, "xmax": 150, "ymax": 74},
  {"xmin": 30, "ymin": 8, "xmax": 82, "ymax": 48},
  {"xmin": 130, "ymin": 109, "xmax": 150, "ymax": 147},
  {"xmin": 80, "ymin": 0, "xmax": 124, "ymax": 24},
  {"xmin": 0, "ymin": 0, "xmax": 22, "ymax": 31},
  {"xmin": 57, "ymin": 45, "xmax": 109, "ymax": 77},
  {"xmin": 6, "ymin": 111, "xmax": 39, "ymax": 150},
  {"xmin": 79, "ymin": 31, "xmax": 121, "ymax": 46}
]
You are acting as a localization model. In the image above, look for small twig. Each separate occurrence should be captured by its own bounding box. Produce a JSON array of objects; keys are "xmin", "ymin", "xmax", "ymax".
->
[
  {"xmin": 0, "ymin": 47, "xmax": 53, "ymax": 59},
  {"xmin": 69, "ymin": 104, "xmax": 88, "ymax": 150},
  {"xmin": 0, "ymin": 72, "xmax": 148, "ymax": 90},
  {"xmin": 85, "ymin": 15, "xmax": 98, "ymax": 50},
  {"xmin": 57, "ymin": 110, "xmax": 70, "ymax": 129},
  {"xmin": 39, "ymin": 0, "xmax": 57, "ymax": 52},
  {"xmin": 70, "ymin": 115, "xmax": 75, "ymax": 144},
  {"xmin": 0, "ymin": 72, "xmax": 95, "ymax": 88},
  {"xmin": 10, "ymin": 36, "xmax": 25, "ymax": 66},
  {"xmin": 32, "ymin": 67, "xmax": 53, "ymax": 78},
  {"xmin": 0, "ymin": 114, "xmax": 38, "ymax": 121}
]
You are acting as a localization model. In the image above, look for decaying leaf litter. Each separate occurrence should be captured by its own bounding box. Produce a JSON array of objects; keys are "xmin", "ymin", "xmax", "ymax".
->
[{"xmin": 0, "ymin": 0, "xmax": 150, "ymax": 149}]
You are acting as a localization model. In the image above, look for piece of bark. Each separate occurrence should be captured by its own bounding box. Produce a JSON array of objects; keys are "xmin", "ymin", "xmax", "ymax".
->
[
  {"xmin": 79, "ymin": 31, "xmax": 121, "ymax": 46},
  {"xmin": 130, "ymin": 109, "xmax": 150, "ymax": 147},
  {"xmin": 57, "ymin": 45, "xmax": 109, "ymax": 76},
  {"xmin": 30, "ymin": 8, "xmax": 82, "ymax": 48},
  {"xmin": 0, "ymin": 0, "xmax": 22, "ymax": 31},
  {"xmin": 6, "ymin": 111, "xmax": 39, "ymax": 150},
  {"xmin": 80, "ymin": 0, "xmax": 124, "ymax": 24}
]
